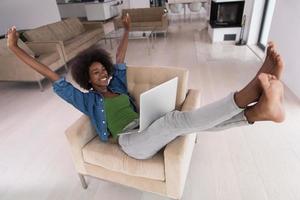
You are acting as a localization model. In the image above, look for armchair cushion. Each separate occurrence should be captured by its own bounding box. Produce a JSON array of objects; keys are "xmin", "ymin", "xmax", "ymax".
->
[
  {"xmin": 126, "ymin": 66, "xmax": 188, "ymax": 110},
  {"xmin": 82, "ymin": 137, "xmax": 165, "ymax": 181}
]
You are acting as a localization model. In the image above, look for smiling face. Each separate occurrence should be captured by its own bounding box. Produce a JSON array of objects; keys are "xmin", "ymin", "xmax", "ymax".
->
[{"xmin": 88, "ymin": 62, "xmax": 110, "ymax": 91}]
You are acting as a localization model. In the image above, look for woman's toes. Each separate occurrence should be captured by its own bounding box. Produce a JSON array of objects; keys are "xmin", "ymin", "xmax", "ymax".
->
[
  {"xmin": 258, "ymin": 73, "xmax": 271, "ymax": 90},
  {"xmin": 270, "ymin": 75, "xmax": 277, "ymax": 80}
]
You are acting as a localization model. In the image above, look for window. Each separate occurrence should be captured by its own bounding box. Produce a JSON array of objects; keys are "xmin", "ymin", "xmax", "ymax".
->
[{"xmin": 257, "ymin": 0, "xmax": 276, "ymax": 50}]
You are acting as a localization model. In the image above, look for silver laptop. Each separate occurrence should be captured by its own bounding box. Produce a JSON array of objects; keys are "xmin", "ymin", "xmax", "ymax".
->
[
  {"xmin": 138, "ymin": 77, "xmax": 178, "ymax": 132},
  {"xmin": 122, "ymin": 77, "xmax": 178, "ymax": 133}
]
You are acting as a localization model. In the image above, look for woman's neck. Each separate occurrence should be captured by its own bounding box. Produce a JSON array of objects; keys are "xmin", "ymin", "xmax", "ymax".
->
[{"xmin": 93, "ymin": 86, "xmax": 108, "ymax": 93}]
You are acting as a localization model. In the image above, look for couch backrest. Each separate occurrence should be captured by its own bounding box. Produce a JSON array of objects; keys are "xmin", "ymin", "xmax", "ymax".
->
[
  {"xmin": 63, "ymin": 18, "xmax": 85, "ymax": 36},
  {"xmin": 126, "ymin": 66, "xmax": 188, "ymax": 110},
  {"xmin": 23, "ymin": 25, "xmax": 57, "ymax": 42},
  {"xmin": 0, "ymin": 38, "xmax": 34, "ymax": 57},
  {"xmin": 122, "ymin": 7, "xmax": 164, "ymax": 22},
  {"xmin": 23, "ymin": 18, "xmax": 86, "ymax": 42},
  {"xmin": 47, "ymin": 21, "xmax": 75, "ymax": 41}
]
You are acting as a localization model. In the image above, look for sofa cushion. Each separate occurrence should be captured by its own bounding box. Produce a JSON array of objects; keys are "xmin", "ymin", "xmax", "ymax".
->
[
  {"xmin": 47, "ymin": 21, "xmax": 74, "ymax": 41},
  {"xmin": 0, "ymin": 39, "xmax": 34, "ymax": 57},
  {"xmin": 82, "ymin": 137, "xmax": 165, "ymax": 181},
  {"xmin": 23, "ymin": 25, "xmax": 57, "ymax": 42},
  {"xmin": 63, "ymin": 18, "xmax": 85, "ymax": 36},
  {"xmin": 63, "ymin": 29, "xmax": 103, "ymax": 54}
]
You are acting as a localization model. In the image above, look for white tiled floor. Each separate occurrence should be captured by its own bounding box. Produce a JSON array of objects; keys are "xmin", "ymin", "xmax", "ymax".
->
[{"xmin": 1, "ymin": 20, "xmax": 300, "ymax": 200}]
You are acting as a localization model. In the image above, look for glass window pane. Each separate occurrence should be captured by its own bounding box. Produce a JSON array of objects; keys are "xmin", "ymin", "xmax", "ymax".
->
[{"xmin": 259, "ymin": 0, "xmax": 276, "ymax": 48}]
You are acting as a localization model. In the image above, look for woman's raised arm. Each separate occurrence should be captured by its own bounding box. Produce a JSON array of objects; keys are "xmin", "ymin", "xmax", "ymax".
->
[
  {"xmin": 116, "ymin": 13, "xmax": 131, "ymax": 64},
  {"xmin": 7, "ymin": 26, "xmax": 60, "ymax": 82}
]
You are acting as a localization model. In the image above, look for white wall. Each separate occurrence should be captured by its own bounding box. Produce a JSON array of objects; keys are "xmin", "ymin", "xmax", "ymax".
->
[
  {"xmin": 0, "ymin": 0, "xmax": 61, "ymax": 35},
  {"xmin": 129, "ymin": 0, "xmax": 150, "ymax": 8},
  {"xmin": 242, "ymin": 0, "xmax": 254, "ymax": 42},
  {"xmin": 58, "ymin": 3, "xmax": 87, "ymax": 18},
  {"xmin": 269, "ymin": 0, "xmax": 300, "ymax": 98},
  {"xmin": 121, "ymin": 0, "xmax": 130, "ymax": 9},
  {"xmin": 246, "ymin": 0, "xmax": 265, "ymax": 44}
]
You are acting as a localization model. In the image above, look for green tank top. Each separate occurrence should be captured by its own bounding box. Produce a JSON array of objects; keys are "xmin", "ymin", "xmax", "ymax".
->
[{"xmin": 104, "ymin": 94, "xmax": 139, "ymax": 139}]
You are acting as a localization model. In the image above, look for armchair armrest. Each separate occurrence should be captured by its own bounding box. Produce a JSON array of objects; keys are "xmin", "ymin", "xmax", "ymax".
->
[
  {"xmin": 26, "ymin": 41, "xmax": 67, "ymax": 65},
  {"xmin": 161, "ymin": 13, "xmax": 169, "ymax": 28},
  {"xmin": 26, "ymin": 41, "xmax": 61, "ymax": 54},
  {"xmin": 164, "ymin": 89, "xmax": 200, "ymax": 198},
  {"xmin": 0, "ymin": 54, "xmax": 42, "ymax": 81},
  {"xmin": 181, "ymin": 89, "xmax": 201, "ymax": 112},
  {"xmin": 65, "ymin": 115, "xmax": 97, "ymax": 174}
]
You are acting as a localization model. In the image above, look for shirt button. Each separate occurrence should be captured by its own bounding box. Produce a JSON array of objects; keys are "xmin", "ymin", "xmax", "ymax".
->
[
  {"xmin": 104, "ymin": 132, "xmax": 106, "ymax": 135},
  {"xmin": 102, "ymin": 121, "xmax": 105, "ymax": 124},
  {"xmin": 101, "ymin": 109, "xmax": 104, "ymax": 112},
  {"xmin": 100, "ymin": 99, "xmax": 103, "ymax": 101}
]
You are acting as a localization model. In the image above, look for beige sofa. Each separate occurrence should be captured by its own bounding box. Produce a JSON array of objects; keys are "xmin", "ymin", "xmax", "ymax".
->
[
  {"xmin": 114, "ymin": 7, "xmax": 169, "ymax": 36},
  {"xmin": 65, "ymin": 66, "xmax": 201, "ymax": 200},
  {"xmin": 23, "ymin": 18, "xmax": 105, "ymax": 62},
  {"xmin": 0, "ymin": 38, "xmax": 66, "ymax": 90}
]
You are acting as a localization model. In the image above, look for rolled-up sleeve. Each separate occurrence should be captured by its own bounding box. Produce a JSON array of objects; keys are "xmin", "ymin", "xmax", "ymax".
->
[
  {"xmin": 110, "ymin": 63, "xmax": 127, "ymax": 88},
  {"xmin": 53, "ymin": 78, "xmax": 90, "ymax": 115},
  {"xmin": 115, "ymin": 63, "xmax": 126, "ymax": 70}
]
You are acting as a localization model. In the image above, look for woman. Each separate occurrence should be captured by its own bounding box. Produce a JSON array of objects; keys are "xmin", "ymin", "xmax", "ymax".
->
[{"xmin": 6, "ymin": 14, "xmax": 285, "ymax": 159}]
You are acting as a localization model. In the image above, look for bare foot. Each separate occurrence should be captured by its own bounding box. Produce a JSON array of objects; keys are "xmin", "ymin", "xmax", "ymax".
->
[
  {"xmin": 245, "ymin": 73, "xmax": 285, "ymax": 123},
  {"xmin": 234, "ymin": 42, "xmax": 284, "ymax": 108},
  {"xmin": 257, "ymin": 42, "xmax": 284, "ymax": 79}
]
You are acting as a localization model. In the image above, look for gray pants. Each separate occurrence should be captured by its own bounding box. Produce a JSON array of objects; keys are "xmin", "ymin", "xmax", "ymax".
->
[{"xmin": 118, "ymin": 93, "xmax": 249, "ymax": 159}]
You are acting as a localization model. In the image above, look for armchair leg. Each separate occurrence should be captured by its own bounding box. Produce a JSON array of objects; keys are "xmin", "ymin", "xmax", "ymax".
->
[
  {"xmin": 37, "ymin": 80, "xmax": 43, "ymax": 92},
  {"xmin": 78, "ymin": 174, "xmax": 88, "ymax": 189}
]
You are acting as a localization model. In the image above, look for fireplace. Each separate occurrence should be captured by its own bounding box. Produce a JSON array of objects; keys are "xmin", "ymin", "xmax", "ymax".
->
[{"xmin": 210, "ymin": 1, "xmax": 245, "ymax": 28}]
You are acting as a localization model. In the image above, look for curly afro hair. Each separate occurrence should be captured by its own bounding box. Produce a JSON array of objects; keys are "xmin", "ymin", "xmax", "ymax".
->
[{"xmin": 70, "ymin": 45, "xmax": 114, "ymax": 90}]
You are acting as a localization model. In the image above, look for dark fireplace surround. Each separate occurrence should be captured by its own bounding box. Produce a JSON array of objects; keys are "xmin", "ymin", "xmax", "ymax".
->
[{"xmin": 210, "ymin": 1, "xmax": 245, "ymax": 28}]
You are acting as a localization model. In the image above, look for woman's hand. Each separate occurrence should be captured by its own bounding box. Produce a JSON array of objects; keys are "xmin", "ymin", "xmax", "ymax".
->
[
  {"xmin": 122, "ymin": 13, "xmax": 131, "ymax": 31},
  {"xmin": 6, "ymin": 26, "xmax": 19, "ymax": 50}
]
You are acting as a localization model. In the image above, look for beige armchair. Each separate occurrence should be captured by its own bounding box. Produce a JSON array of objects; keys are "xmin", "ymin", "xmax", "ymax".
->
[
  {"xmin": 0, "ymin": 38, "xmax": 66, "ymax": 90},
  {"xmin": 65, "ymin": 66, "xmax": 201, "ymax": 200},
  {"xmin": 114, "ymin": 7, "xmax": 169, "ymax": 37}
]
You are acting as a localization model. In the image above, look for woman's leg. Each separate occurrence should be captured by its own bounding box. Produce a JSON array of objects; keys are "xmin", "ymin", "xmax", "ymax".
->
[
  {"xmin": 119, "ymin": 43, "xmax": 285, "ymax": 159},
  {"xmin": 119, "ymin": 73, "xmax": 285, "ymax": 160},
  {"xmin": 205, "ymin": 111, "xmax": 249, "ymax": 131},
  {"xmin": 119, "ymin": 92, "xmax": 244, "ymax": 159}
]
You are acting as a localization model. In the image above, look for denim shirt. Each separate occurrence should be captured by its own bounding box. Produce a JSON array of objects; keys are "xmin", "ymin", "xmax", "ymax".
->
[{"xmin": 53, "ymin": 63, "xmax": 136, "ymax": 142}]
